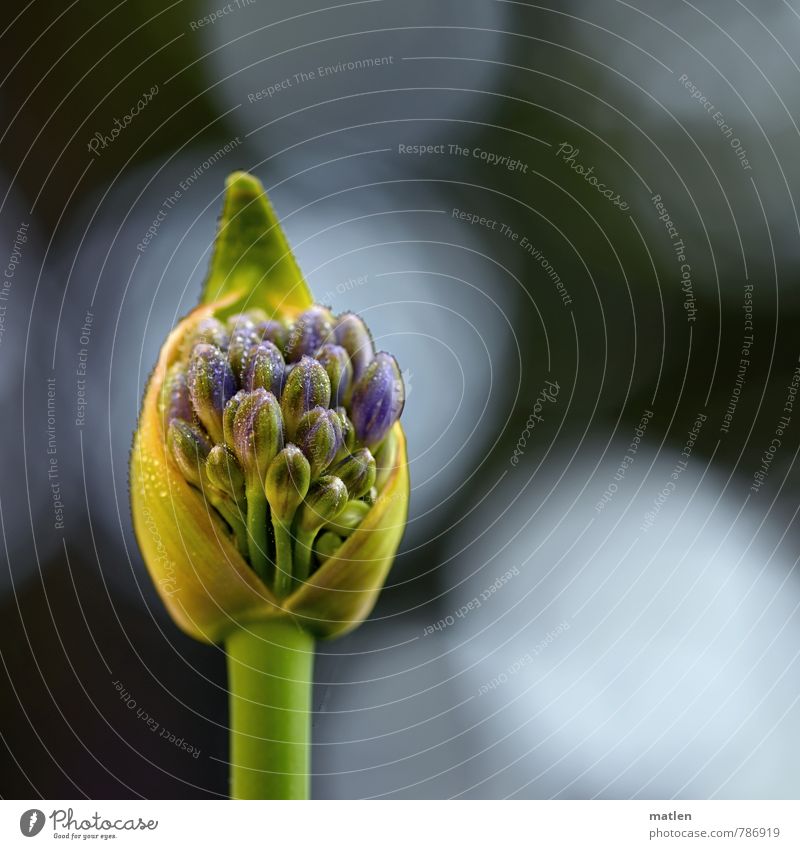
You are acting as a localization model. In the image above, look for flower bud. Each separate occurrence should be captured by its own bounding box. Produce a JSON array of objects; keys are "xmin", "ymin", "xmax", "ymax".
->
[
  {"xmin": 334, "ymin": 407, "xmax": 356, "ymax": 458},
  {"xmin": 206, "ymin": 444, "xmax": 246, "ymax": 503},
  {"xmin": 230, "ymin": 388, "xmax": 284, "ymax": 483},
  {"xmin": 264, "ymin": 444, "xmax": 311, "ymax": 523},
  {"xmin": 188, "ymin": 343, "xmax": 236, "ymax": 444},
  {"xmin": 280, "ymin": 355, "xmax": 331, "ymax": 440},
  {"xmin": 349, "ymin": 352, "xmax": 405, "ymax": 448},
  {"xmin": 223, "ymin": 390, "xmax": 246, "ymax": 448},
  {"xmin": 243, "ymin": 340, "xmax": 284, "ymax": 397},
  {"xmin": 296, "ymin": 407, "xmax": 342, "ymax": 478},
  {"xmin": 325, "ymin": 499, "xmax": 370, "ymax": 537},
  {"xmin": 316, "ymin": 343, "xmax": 352, "ymax": 407},
  {"xmin": 332, "ymin": 448, "xmax": 376, "ymax": 499},
  {"xmin": 285, "ymin": 305, "xmax": 334, "ymax": 362},
  {"xmin": 192, "ymin": 317, "xmax": 229, "ymax": 349},
  {"xmin": 314, "ymin": 531, "xmax": 343, "ymax": 562},
  {"xmin": 334, "ymin": 312, "xmax": 374, "ymax": 382},
  {"xmin": 160, "ymin": 364, "xmax": 192, "ymax": 430},
  {"xmin": 168, "ymin": 419, "xmax": 212, "ymax": 487},
  {"xmin": 254, "ymin": 319, "xmax": 288, "ymax": 351},
  {"xmin": 297, "ymin": 475, "xmax": 348, "ymax": 533},
  {"xmin": 227, "ymin": 321, "xmax": 261, "ymax": 383}
]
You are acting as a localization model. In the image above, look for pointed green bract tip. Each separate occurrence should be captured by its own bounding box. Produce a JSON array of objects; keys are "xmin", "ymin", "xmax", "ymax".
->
[{"xmin": 201, "ymin": 171, "xmax": 313, "ymax": 320}]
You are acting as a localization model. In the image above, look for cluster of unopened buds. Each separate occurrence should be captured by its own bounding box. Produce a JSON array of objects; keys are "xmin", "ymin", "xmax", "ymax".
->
[{"xmin": 161, "ymin": 304, "xmax": 404, "ymax": 598}]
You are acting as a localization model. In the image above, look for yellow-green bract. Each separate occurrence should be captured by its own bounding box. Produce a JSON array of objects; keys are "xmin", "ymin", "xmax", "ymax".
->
[{"xmin": 130, "ymin": 172, "xmax": 409, "ymax": 643}]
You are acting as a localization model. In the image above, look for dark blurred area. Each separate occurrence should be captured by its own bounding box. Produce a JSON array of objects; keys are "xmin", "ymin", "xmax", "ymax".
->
[{"xmin": 2, "ymin": 0, "xmax": 800, "ymax": 799}]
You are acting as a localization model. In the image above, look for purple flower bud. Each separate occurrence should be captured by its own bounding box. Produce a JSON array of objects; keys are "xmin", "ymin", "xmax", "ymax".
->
[
  {"xmin": 253, "ymin": 319, "xmax": 288, "ymax": 352},
  {"xmin": 243, "ymin": 340, "xmax": 284, "ymax": 397},
  {"xmin": 280, "ymin": 355, "xmax": 331, "ymax": 440},
  {"xmin": 227, "ymin": 322, "xmax": 261, "ymax": 384},
  {"xmin": 296, "ymin": 407, "xmax": 343, "ymax": 478},
  {"xmin": 316, "ymin": 343, "xmax": 352, "ymax": 407},
  {"xmin": 161, "ymin": 364, "xmax": 193, "ymax": 431},
  {"xmin": 188, "ymin": 343, "xmax": 236, "ymax": 444},
  {"xmin": 192, "ymin": 317, "xmax": 229, "ymax": 350},
  {"xmin": 349, "ymin": 352, "xmax": 405, "ymax": 448},
  {"xmin": 230, "ymin": 389, "xmax": 284, "ymax": 483},
  {"xmin": 223, "ymin": 389, "xmax": 247, "ymax": 448},
  {"xmin": 285, "ymin": 305, "xmax": 334, "ymax": 362},
  {"xmin": 167, "ymin": 419, "xmax": 211, "ymax": 487},
  {"xmin": 334, "ymin": 312, "xmax": 375, "ymax": 383}
]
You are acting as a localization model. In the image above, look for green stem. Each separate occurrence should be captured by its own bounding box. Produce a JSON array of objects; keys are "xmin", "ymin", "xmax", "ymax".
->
[
  {"xmin": 226, "ymin": 619, "xmax": 314, "ymax": 799},
  {"xmin": 245, "ymin": 483, "xmax": 270, "ymax": 582},
  {"xmin": 272, "ymin": 518, "xmax": 294, "ymax": 598},
  {"xmin": 294, "ymin": 528, "xmax": 315, "ymax": 584}
]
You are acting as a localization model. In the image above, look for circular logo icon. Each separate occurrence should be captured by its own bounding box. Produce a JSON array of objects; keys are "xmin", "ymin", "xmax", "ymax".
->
[{"xmin": 19, "ymin": 809, "xmax": 46, "ymax": 837}]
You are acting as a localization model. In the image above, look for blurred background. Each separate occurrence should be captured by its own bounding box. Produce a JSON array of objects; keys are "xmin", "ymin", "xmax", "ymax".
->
[{"xmin": 2, "ymin": 0, "xmax": 800, "ymax": 799}]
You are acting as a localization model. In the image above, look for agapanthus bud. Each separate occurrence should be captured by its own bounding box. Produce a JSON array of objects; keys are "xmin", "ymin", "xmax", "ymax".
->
[
  {"xmin": 314, "ymin": 531, "xmax": 343, "ymax": 562},
  {"xmin": 243, "ymin": 340, "xmax": 284, "ymax": 397},
  {"xmin": 316, "ymin": 343, "xmax": 352, "ymax": 407},
  {"xmin": 231, "ymin": 388, "xmax": 284, "ymax": 483},
  {"xmin": 280, "ymin": 356, "xmax": 331, "ymax": 440},
  {"xmin": 332, "ymin": 448, "xmax": 376, "ymax": 499},
  {"xmin": 296, "ymin": 407, "xmax": 342, "ymax": 478},
  {"xmin": 168, "ymin": 419, "xmax": 211, "ymax": 487},
  {"xmin": 334, "ymin": 312, "xmax": 375, "ymax": 382},
  {"xmin": 192, "ymin": 317, "xmax": 229, "ymax": 349},
  {"xmin": 226, "ymin": 310, "xmax": 267, "ymax": 331},
  {"xmin": 265, "ymin": 444, "xmax": 311, "ymax": 523},
  {"xmin": 325, "ymin": 499, "xmax": 371, "ymax": 537},
  {"xmin": 227, "ymin": 322, "xmax": 261, "ymax": 383},
  {"xmin": 161, "ymin": 364, "xmax": 192, "ymax": 430},
  {"xmin": 285, "ymin": 305, "xmax": 334, "ymax": 362},
  {"xmin": 206, "ymin": 444, "xmax": 246, "ymax": 503},
  {"xmin": 188, "ymin": 343, "xmax": 236, "ymax": 444},
  {"xmin": 349, "ymin": 352, "xmax": 405, "ymax": 448},
  {"xmin": 254, "ymin": 319, "xmax": 288, "ymax": 351},
  {"xmin": 297, "ymin": 475, "xmax": 348, "ymax": 534},
  {"xmin": 335, "ymin": 407, "xmax": 356, "ymax": 458},
  {"xmin": 223, "ymin": 389, "xmax": 246, "ymax": 447}
]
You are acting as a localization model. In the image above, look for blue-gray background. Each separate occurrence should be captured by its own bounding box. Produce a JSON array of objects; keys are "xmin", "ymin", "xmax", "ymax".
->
[{"xmin": 2, "ymin": 0, "xmax": 800, "ymax": 798}]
